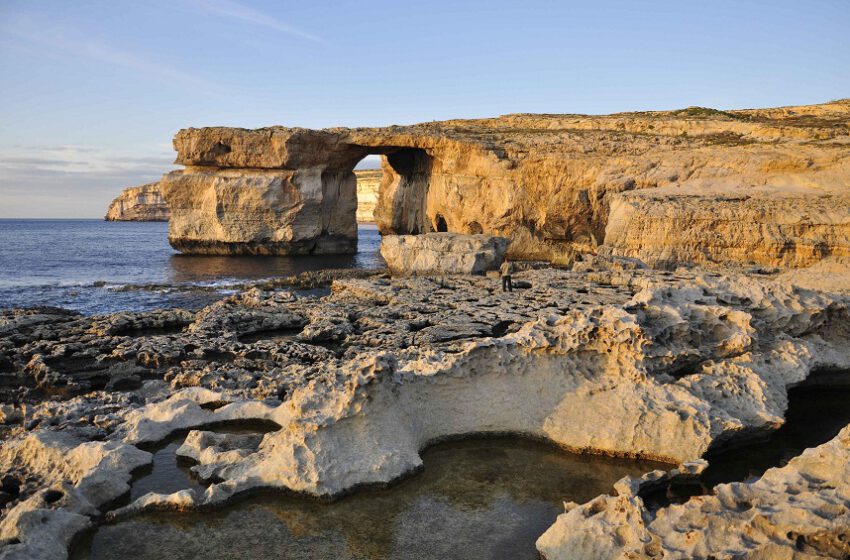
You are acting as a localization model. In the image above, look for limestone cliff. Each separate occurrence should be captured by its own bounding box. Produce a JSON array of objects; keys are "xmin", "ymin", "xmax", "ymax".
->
[
  {"xmin": 602, "ymin": 184, "xmax": 850, "ymax": 268},
  {"xmin": 354, "ymin": 169, "xmax": 380, "ymax": 223},
  {"xmin": 161, "ymin": 100, "xmax": 850, "ymax": 265},
  {"xmin": 104, "ymin": 183, "xmax": 170, "ymax": 222}
]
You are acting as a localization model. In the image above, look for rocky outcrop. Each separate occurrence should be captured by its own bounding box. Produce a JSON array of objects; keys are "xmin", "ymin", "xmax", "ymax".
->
[
  {"xmin": 160, "ymin": 166, "xmax": 357, "ymax": 255},
  {"xmin": 537, "ymin": 424, "xmax": 850, "ymax": 559},
  {"xmin": 355, "ymin": 169, "xmax": 380, "ymax": 223},
  {"xmin": 380, "ymin": 233, "xmax": 508, "ymax": 275},
  {"xmin": 1, "ymin": 262, "xmax": 850, "ymax": 558},
  {"xmin": 161, "ymin": 100, "xmax": 850, "ymax": 265},
  {"xmin": 104, "ymin": 183, "xmax": 169, "ymax": 221},
  {"xmin": 0, "ymin": 432, "xmax": 149, "ymax": 560},
  {"xmin": 602, "ymin": 184, "xmax": 850, "ymax": 268}
]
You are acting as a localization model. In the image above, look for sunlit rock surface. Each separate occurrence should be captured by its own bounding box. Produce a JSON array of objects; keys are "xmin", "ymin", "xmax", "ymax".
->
[
  {"xmin": 355, "ymin": 168, "xmax": 381, "ymax": 223},
  {"xmin": 163, "ymin": 100, "xmax": 850, "ymax": 264},
  {"xmin": 380, "ymin": 233, "xmax": 509, "ymax": 275},
  {"xmin": 603, "ymin": 184, "xmax": 850, "ymax": 268},
  {"xmin": 160, "ymin": 166, "xmax": 358, "ymax": 255}
]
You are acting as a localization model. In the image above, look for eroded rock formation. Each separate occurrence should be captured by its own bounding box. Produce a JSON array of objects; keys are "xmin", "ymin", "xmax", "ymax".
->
[
  {"xmin": 104, "ymin": 183, "xmax": 170, "ymax": 222},
  {"xmin": 161, "ymin": 100, "xmax": 850, "ymax": 266},
  {"xmin": 537, "ymin": 424, "xmax": 850, "ymax": 559},
  {"xmin": 603, "ymin": 184, "xmax": 850, "ymax": 268},
  {"xmin": 2, "ymin": 260, "xmax": 849, "ymax": 559}
]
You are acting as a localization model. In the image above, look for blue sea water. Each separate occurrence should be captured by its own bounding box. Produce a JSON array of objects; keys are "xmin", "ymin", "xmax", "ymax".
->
[{"xmin": 0, "ymin": 220, "xmax": 384, "ymax": 314}]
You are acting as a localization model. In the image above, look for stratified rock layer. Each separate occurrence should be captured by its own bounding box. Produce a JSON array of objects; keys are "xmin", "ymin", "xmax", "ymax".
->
[
  {"xmin": 163, "ymin": 101, "xmax": 850, "ymax": 265},
  {"xmin": 161, "ymin": 167, "xmax": 357, "ymax": 255},
  {"xmin": 104, "ymin": 183, "xmax": 169, "ymax": 222},
  {"xmin": 380, "ymin": 233, "xmax": 509, "ymax": 275},
  {"xmin": 603, "ymin": 185, "xmax": 850, "ymax": 268}
]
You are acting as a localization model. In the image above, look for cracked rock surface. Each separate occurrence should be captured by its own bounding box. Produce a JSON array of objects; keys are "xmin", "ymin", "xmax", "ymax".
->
[{"xmin": 1, "ymin": 262, "xmax": 849, "ymax": 559}]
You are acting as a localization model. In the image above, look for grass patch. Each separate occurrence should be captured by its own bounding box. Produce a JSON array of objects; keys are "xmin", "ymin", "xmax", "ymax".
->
[{"xmin": 671, "ymin": 106, "xmax": 739, "ymax": 119}]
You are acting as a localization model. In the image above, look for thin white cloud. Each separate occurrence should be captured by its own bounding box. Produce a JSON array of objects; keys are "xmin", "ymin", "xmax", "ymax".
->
[
  {"xmin": 0, "ymin": 145, "xmax": 175, "ymax": 179},
  {"xmin": 0, "ymin": 16, "xmax": 218, "ymax": 94},
  {"xmin": 0, "ymin": 144, "xmax": 177, "ymax": 218},
  {"xmin": 190, "ymin": 0, "xmax": 327, "ymax": 45}
]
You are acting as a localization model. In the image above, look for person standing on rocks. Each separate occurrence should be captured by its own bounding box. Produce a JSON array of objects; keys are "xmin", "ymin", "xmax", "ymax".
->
[{"xmin": 500, "ymin": 259, "xmax": 515, "ymax": 292}]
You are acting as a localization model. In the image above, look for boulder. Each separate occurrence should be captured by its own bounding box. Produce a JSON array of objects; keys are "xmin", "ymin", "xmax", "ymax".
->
[{"xmin": 380, "ymin": 233, "xmax": 509, "ymax": 275}]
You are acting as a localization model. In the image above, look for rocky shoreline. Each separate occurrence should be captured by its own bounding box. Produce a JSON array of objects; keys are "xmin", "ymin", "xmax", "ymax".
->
[{"xmin": 2, "ymin": 255, "xmax": 849, "ymax": 559}]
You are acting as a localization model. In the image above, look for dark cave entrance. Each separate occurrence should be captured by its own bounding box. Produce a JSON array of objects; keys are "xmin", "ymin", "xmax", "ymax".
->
[{"xmin": 435, "ymin": 214, "xmax": 448, "ymax": 232}]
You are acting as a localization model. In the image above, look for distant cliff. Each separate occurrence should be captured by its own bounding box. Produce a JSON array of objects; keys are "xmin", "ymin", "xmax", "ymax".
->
[
  {"xmin": 355, "ymin": 169, "xmax": 380, "ymax": 223},
  {"xmin": 105, "ymin": 183, "xmax": 170, "ymax": 221}
]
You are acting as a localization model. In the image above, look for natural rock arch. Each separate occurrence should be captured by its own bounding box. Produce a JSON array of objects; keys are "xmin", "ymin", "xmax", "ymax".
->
[{"xmin": 160, "ymin": 101, "xmax": 850, "ymax": 266}]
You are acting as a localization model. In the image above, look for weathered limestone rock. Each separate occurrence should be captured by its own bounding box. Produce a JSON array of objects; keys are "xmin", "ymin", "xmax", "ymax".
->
[
  {"xmin": 0, "ymin": 432, "xmax": 149, "ymax": 560},
  {"xmin": 537, "ymin": 424, "xmax": 850, "ymax": 559},
  {"xmin": 160, "ymin": 166, "xmax": 357, "ymax": 255},
  {"xmin": 354, "ymin": 169, "xmax": 380, "ymax": 223},
  {"xmin": 380, "ymin": 233, "xmax": 509, "ymax": 275},
  {"xmin": 603, "ymin": 185, "xmax": 850, "ymax": 268},
  {"xmin": 2, "ymin": 265, "xmax": 850, "ymax": 559},
  {"xmin": 162, "ymin": 100, "xmax": 850, "ymax": 265},
  {"xmin": 104, "ymin": 182, "xmax": 169, "ymax": 221},
  {"xmin": 75, "ymin": 268, "xmax": 848, "ymax": 514}
]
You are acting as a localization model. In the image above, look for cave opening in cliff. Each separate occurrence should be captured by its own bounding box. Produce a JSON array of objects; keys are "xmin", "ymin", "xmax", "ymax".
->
[{"xmin": 352, "ymin": 146, "xmax": 436, "ymax": 236}]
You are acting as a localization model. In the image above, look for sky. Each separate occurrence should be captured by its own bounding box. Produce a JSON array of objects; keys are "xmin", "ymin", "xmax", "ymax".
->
[{"xmin": 1, "ymin": 0, "xmax": 848, "ymax": 218}]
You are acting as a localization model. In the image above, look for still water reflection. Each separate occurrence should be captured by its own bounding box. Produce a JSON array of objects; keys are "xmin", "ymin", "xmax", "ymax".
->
[{"xmin": 73, "ymin": 438, "xmax": 666, "ymax": 560}]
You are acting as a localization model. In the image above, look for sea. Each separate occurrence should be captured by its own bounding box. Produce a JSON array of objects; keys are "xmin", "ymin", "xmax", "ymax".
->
[{"xmin": 0, "ymin": 220, "xmax": 384, "ymax": 315}]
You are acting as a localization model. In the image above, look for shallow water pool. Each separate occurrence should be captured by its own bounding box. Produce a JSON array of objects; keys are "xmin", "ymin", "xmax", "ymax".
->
[{"xmin": 73, "ymin": 438, "xmax": 666, "ymax": 560}]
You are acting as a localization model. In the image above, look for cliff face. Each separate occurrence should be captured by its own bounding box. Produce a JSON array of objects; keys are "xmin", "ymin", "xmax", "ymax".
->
[
  {"xmin": 160, "ymin": 100, "xmax": 850, "ymax": 265},
  {"xmin": 104, "ymin": 183, "xmax": 170, "ymax": 222},
  {"xmin": 602, "ymin": 185, "xmax": 850, "ymax": 268},
  {"xmin": 354, "ymin": 169, "xmax": 380, "ymax": 223}
]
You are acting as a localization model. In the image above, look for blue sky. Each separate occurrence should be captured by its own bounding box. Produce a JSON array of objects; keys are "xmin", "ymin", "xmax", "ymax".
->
[{"xmin": 1, "ymin": 0, "xmax": 848, "ymax": 217}]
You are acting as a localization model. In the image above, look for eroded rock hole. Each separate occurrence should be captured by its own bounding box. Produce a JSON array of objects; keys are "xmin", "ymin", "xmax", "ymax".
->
[
  {"xmin": 644, "ymin": 379, "xmax": 850, "ymax": 510},
  {"xmin": 43, "ymin": 489, "xmax": 64, "ymax": 504},
  {"xmin": 128, "ymin": 420, "xmax": 281, "ymax": 502},
  {"xmin": 435, "ymin": 214, "xmax": 448, "ymax": 232}
]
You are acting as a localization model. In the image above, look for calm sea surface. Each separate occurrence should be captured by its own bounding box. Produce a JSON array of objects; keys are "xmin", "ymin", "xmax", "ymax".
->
[{"xmin": 0, "ymin": 220, "xmax": 383, "ymax": 314}]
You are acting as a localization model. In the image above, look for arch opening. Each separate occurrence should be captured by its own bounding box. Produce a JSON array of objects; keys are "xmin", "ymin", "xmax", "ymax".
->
[{"xmin": 350, "ymin": 146, "xmax": 436, "ymax": 237}]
